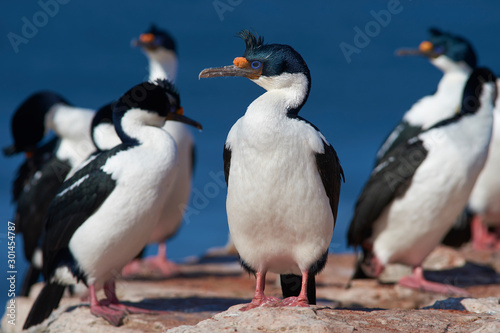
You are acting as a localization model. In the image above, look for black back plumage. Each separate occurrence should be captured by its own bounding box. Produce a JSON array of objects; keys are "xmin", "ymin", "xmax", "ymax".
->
[{"xmin": 376, "ymin": 121, "xmax": 423, "ymax": 163}]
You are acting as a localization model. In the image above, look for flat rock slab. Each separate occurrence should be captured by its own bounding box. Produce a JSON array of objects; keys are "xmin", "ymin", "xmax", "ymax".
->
[
  {"xmin": 169, "ymin": 302, "xmax": 500, "ymax": 333},
  {"xmin": 2, "ymin": 246, "xmax": 500, "ymax": 332}
]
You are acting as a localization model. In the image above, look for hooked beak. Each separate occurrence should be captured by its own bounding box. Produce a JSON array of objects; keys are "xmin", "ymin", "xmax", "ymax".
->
[
  {"xmin": 395, "ymin": 41, "xmax": 441, "ymax": 58},
  {"xmin": 166, "ymin": 108, "xmax": 203, "ymax": 130},
  {"xmin": 199, "ymin": 65, "xmax": 260, "ymax": 80},
  {"xmin": 395, "ymin": 48, "xmax": 426, "ymax": 56}
]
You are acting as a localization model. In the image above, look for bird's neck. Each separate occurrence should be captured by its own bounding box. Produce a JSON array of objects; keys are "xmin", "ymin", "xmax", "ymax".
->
[
  {"xmin": 248, "ymin": 73, "xmax": 310, "ymax": 118},
  {"xmin": 47, "ymin": 104, "xmax": 95, "ymax": 166},
  {"xmin": 47, "ymin": 104, "xmax": 94, "ymax": 142},
  {"xmin": 147, "ymin": 51, "xmax": 178, "ymax": 83},
  {"xmin": 431, "ymin": 55, "xmax": 472, "ymax": 73},
  {"xmin": 435, "ymin": 68, "xmax": 472, "ymax": 97},
  {"xmin": 115, "ymin": 109, "xmax": 167, "ymax": 147}
]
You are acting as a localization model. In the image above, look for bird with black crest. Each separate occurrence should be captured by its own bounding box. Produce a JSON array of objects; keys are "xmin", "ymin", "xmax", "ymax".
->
[{"xmin": 199, "ymin": 30, "xmax": 344, "ymax": 309}]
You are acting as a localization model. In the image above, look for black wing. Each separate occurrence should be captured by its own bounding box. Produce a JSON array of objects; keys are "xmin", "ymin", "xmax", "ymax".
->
[
  {"xmin": 315, "ymin": 139, "xmax": 344, "ymax": 223},
  {"xmin": 223, "ymin": 144, "xmax": 231, "ymax": 185},
  {"xmin": 42, "ymin": 146, "xmax": 123, "ymax": 279},
  {"xmin": 348, "ymin": 138, "xmax": 428, "ymax": 247},
  {"xmin": 16, "ymin": 156, "xmax": 71, "ymax": 262},
  {"xmin": 376, "ymin": 120, "xmax": 422, "ymax": 163}
]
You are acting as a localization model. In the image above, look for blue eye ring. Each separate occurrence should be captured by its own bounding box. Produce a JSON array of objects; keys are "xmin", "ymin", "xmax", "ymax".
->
[
  {"xmin": 251, "ymin": 61, "xmax": 262, "ymax": 69},
  {"xmin": 433, "ymin": 46, "xmax": 445, "ymax": 54}
]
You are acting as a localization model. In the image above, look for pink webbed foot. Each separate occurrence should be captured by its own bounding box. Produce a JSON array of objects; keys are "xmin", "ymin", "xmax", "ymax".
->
[
  {"xmin": 89, "ymin": 284, "xmax": 126, "ymax": 326},
  {"xmin": 102, "ymin": 280, "xmax": 161, "ymax": 315},
  {"xmin": 240, "ymin": 271, "xmax": 281, "ymax": 311},
  {"xmin": 280, "ymin": 296, "xmax": 309, "ymax": 307},
  {"xmin": 280, "ymin": 271, "xmax": 311, "ymax": 307},
  {"xmin": 109, "ymin": 303, "xmax": 158, "ymax": 315},
  {"xmin": 90, "ymin": 303, "xmax": 126, "ymax": 326},
  {"xmin": 240, "ymin": 296, "xmax": 281, "ymax": 311},
  {"xmin": 398, "ymin": 266, "xmax": 470, "ymax": 296}
]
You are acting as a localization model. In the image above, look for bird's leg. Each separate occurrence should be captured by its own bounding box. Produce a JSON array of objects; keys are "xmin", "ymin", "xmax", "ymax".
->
[
  {"xmin": 280, "ymin": 271, "xmax": 310, "ymax": 307},
  {"xmin": 494, "ymin": 227, "xmax": 500, "ymax": 250},
  {"xmin": 89, "ymin": 284, "xmax": 126, "ymax": 326},
  {"xmin": 240, "ymin": 271, "xmax": 280, "ymax": 311},
  {"xmin": 398, "ymin": 266, "xmax": 470, "ymax": 296},
  {"xmin": 103, "ymin": 280, "xmax": 156, "ymax": 314},
  {"xmin": 121, "ymin": 243, "xmax": 179, "ymax": 278},
  {"xmin": 142, "ymin": 242, "xmax": 179, "ymax": 277},
  {"xmin": 121, "ymin": 259, "xmax": 143, "ymax": 277},
  {"xmin": 471, "ymin": 215, "xmax": 495, "ymax": 250},
  {"xmin": 103, "ymin": 280, "xmax": 119, "ymax": 304}
]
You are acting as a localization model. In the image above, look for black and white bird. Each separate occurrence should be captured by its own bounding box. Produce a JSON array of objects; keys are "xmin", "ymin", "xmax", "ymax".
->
[
  {"xmin": 122, "ymin": 25, "xmax": 196, "ymax": 276},
  {"xmin": 199, "ymin": 30, "xmax": 344, "ymax": 309},
  {"xmin": 467, "ymin": 83, "xmax": 500, "ymax": 250},
  {"xmin": 347, "ymin": 68, "xmax": 497, "ymax": 295},
  {"xmin": 377, "ymin": 28, "xmax": 477, "ymax": 162},
  {"xmin": 3, "ymin": 92, "xmax": 96, "ymax": 297},
  {"xmin": 23, "ymin": 80, "xmax": 202, "ymax": 329}
]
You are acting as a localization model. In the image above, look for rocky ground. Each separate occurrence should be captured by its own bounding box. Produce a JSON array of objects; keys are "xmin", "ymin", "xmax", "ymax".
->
[{"xmin": 2, "ymin": 244, "xmax": 500, "ymax": 332}]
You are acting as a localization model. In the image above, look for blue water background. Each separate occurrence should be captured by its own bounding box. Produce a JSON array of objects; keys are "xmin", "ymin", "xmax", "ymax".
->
[{"xmin": 1, "ymin": 0, "xmax": 500, "ymax": 320}]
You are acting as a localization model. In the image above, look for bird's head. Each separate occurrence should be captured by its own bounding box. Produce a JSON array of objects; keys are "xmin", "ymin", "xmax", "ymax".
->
[
  {"xmin": 113, "ymin": 79, "xmax": 201, "ymax": 145},
  {"xmin": 396, "ymin": 28, "xmax": 477, "ymax": 72},
  {"xmin": 3, "ymin": 92, "xmax": 70, "ymax": 157},
  {"xmin": 133, "ymin": 24, "xmax": 176, "ymax": 54},
  {"xmin": 199, "ymin": 30, "xmax": 311, "ymax": 92}
]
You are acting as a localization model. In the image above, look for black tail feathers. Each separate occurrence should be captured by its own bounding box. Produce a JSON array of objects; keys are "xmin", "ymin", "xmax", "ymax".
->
[
  {"xmin": 19, "ymin": 265, "xmax": 41, "ymax": 297},
  {"xmin": 280, "ymin": 274, "xmax": 316, "ymax": 305},
  {"xmin": 23, "ymin": 282, "xmax": 65, "ymax": 330}
]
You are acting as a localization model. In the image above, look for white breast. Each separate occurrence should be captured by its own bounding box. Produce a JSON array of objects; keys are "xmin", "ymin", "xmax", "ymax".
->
[
  {"xmin": 149, "ymin": 121, "xmax": 194, "ymax": 242},
  {"xmin": 226, "ymin": 102, "xmax": 333, "ymax": 275},
  {"xmin": 68, "ymin": 127, "xmax": 178, "ymax": 289}
]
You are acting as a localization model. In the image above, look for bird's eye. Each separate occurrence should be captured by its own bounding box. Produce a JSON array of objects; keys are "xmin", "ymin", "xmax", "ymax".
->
[
  {"xmin": 251, "ymin": 61, "xmax": 262, "ymax": 69},
  {"xmin": 433, "ymin": 46, "xmax": 445, "ymax": 54}
]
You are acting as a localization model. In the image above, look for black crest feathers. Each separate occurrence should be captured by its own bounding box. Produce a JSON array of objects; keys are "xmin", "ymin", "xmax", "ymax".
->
[
  {"xmin": 154, "ymin": 79, "xmax": 180, "ymax": 106},
  {"xmin": 237, "ymin": 30, "xmax": 264, "ymax": 53}
]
